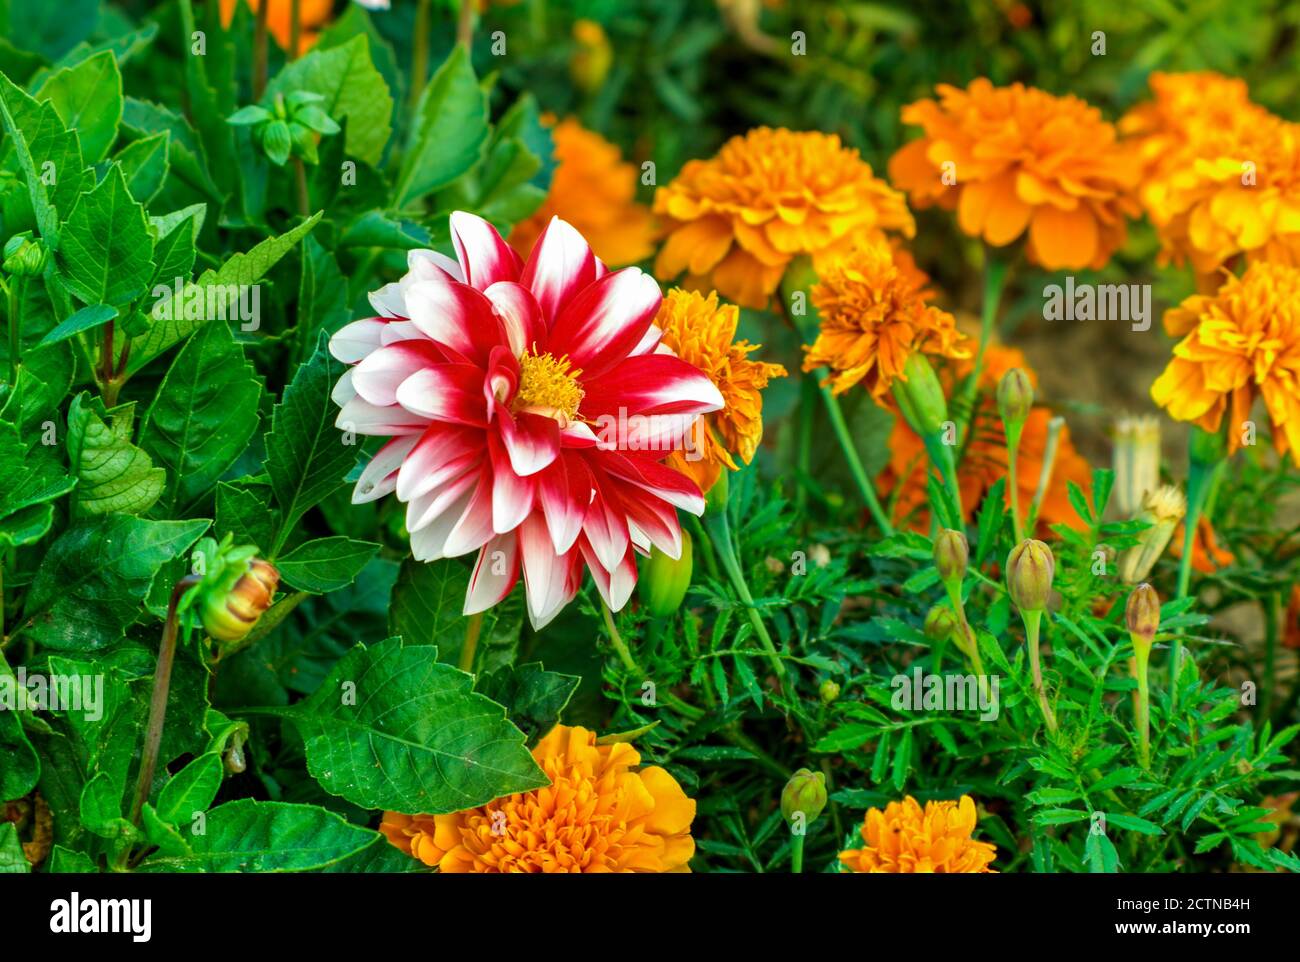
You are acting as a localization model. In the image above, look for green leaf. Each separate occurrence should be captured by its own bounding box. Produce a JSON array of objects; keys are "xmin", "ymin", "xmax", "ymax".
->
[
  {"xmin": 276, "ymin": 536, "xmax": 379, "ymax": 593},
  {"xmin": 46, "ymin": 846, "xmax": 97, "ymax": 873},
  {"xmin": 0, "ymin": 653, "xmax": 40, "ymax": 799},
  {"xmin": 128, "ymin": 213, "xmax": 320, "ymax": 375},
  {"xmin": 33, "ymin": 50, "xmax": 122, "ymax": 162},
  {"xmin": 388, "ymin": 557, "xmax": 522, "ymax": 671},
  {"xmin": 0, "ymin": 72, "xmax": 89, "ymax": 242},
  {"xmin": 295, "ymin": 235, "xmax": 349, "ymax": 364},
  {"xmin": 0, "ymin": 419, "xmax": 77, "ymax": 523},
  {"xmin": 114, "ymin": 130, "xmax": 169, "ymax": 202},
  {"xmin": 56, "ymin": 164, "xmax": 154, "ymax": 307},
  {"xmin": 79, "ymin": 770, "xmax": 139, "ymax": 841},
  {"xmin": 66, "ymin": 393, "xmax": 165, "ymax": 516},
  {"xmin": 156, "ymin": 752, "xmax": 223, "ymax": 825},
  {"xmin": 139, "ymin": 321, "xmax": 261, "ymax": 515},
  {"xmin": 35, "ymin": 303, "xmax": 117, "ymax": 347},
  {"xmin": 214, "ymin": 480, "xmax": 277, "ymax": 553},
  {"xmin": 474, "ymin": 662, "xmax": 579, "ymax": 744},
  {"xmin": 1104, "ymin": 812, "xmax": 1165, "ymax": 836},
  {"xmin": 266, "ymin": 34, "xmax": 392, "ymax": 167},
  {"xmin": 393, "ymin": 44, "xmax": 488, "ymax": 209},
  {"xmin": 0, "ymin": 823, "xmax": 28, "ymax": 873},
  {"xmin": 137, "ymin": 799, "xmax": 376, "ymax": 873},
  {"xmin": 22, "ymin": 515, "xmax": 208, "ymax": 651},
  {"xmin": 263, "ymin": 335, "xmax": 355, "ymax": 553},
  {"xmin": 284, "ymin": 637, "xmax": 547, "ymax": 813}
]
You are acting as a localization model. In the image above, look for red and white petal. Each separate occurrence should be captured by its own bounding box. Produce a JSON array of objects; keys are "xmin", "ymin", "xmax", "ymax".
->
[
  {"xmin": 368, "ymin": 282, "xmax": 408, "ymax": 319},
  {"xmin": 353, "ymin": 435, "xmax": 419, "ymax": 504},
  {"xmin": 450, "ymin": 211, "xmax": 524, "ymax": 291},
  {"xmin": 335, "ymin": 396, "xmax": 430, "ymax": 436},
  {"xmin": 581, "ymin": 472, "xmax": 631, "ymax": 573},
  {"xmin": 547, "ymin": 267, "xmax": 663, "ymax": 380},
  {"xmin": 582, "ymin": 353, "xmax": 725, "ymax": 418},
  {"xmin": 497, "ymin": 409, "xmax": 561, "ymax": 477},
  {"xmin": 331, "ymin": 368, "xmax": 357, "ymax": 406},
  {"xmin": 484, "ymin": 348, "xmax": 520, "ymax": 414},
  {"xmin": 463, "ymin": 531, "xmax": 521, "ymax": 616},
  {"xmin": 394, "ymin": 365, "xmax": 489, "ymax": 426},
  {"xmin": 441, "ymin": 470, "xmax": 497, "ymax": 557},
  {"xmin": 536, "ymin": 454, "xmax": 593, "ymax": 555},
  {"xmin": 409, "ymin": 488, "xmax": 473, "ymax": 561},
  {"xmin": 330, "ymin": 318, "xmax": 387, "ymax": 363},
  {"xmin": 484, "ymin": 281, "xmax": 547, "ymax": 356},
  {"xmin": 581, "ymin": 540, "xmax": 638, "ymax": 612},
  {"xmin": 351, "ymin": 340, "xmax": 444, "ymax": 407},
  {"xmin": 406, "ymin": 248, "xmax": 463, "ymax": 284},
  {"xmin": 631, "ymin": 322, "xmax": 663, "ymax": 357},
  {"xmin": 379, "ymin": 320, "xmax": 425, "ymax": 345},
  {"xmin": 396, "ymin": 423, "xmax": 482, "ymax": 501},
  {"xmin": 519, "ymin": 216, "xmax": 597, "ymax": 324},
  {"xmin": 488, "ymin": 433, "xmax": 537, "ymax": 534},
  {"xmin": 622, "ymin": 490, "xmax": 683, "ymax": 559},
  {"xmin": 602, "ymin": 451, "xmax": 707, "ymax": 515},
  {"xmin": 560, "ymin": 420, "xmax": 600, "ymax": 449},
  {"xmin": 406, "ymin": 463, "xmax": 479, "ymax": 531},
  {"xmin": 518, "ymin": 515, "xmax": 580, "ymax": 630},
  {"xmin": 405, "ymin": 274, "xmax": 507, "ymax": 365}
]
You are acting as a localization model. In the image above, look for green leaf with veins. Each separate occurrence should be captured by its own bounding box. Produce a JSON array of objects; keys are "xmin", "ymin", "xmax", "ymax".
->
[
  {"xmin": 56, "ymin": 164, "xmax": 155, "ymax": 307},
  {"xmin": 66, "ymin": 392, "xmax": 164, "ymax": 516},
  {"xmin": 276, "ymin": 536, "xmax": 380, "ymax": 593}
]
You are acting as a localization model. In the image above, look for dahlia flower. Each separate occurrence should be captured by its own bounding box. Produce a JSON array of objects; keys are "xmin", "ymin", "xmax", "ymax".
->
[
  {"xmin": 509, "ymin": 116, "xmax": 656, "ymax": 268},
  {"xmin": 889, "ymin": 79, "xmax": 1139, "ymax": 270},
  {"xmin": 838, "ymin": 795, "xmax": 996, "ymax": 873},
  {"xmin": 654, "ymin": 288, "xmax": 787, "ymax": 492},
  {"xmin": 802, "ymin": 239, "xmax": 968, "ymax": 399},
  {"xmin": 654, "ymin": 127, "xmax": 914, "ymax": 308},
  {"xmin": 329, "ymin": 212, "xmax": 723, "ymax": 629},
  {"xmin": 876, "ymin": 345, "xmax": 1091, "ymax": 531},
  {"xmin": 1151, "ymin": 261, "xmax": 1300, "ymax": 464},
  {"xmin": 380, "ymin": 724, "xmax": 696, "ymax": 872}
]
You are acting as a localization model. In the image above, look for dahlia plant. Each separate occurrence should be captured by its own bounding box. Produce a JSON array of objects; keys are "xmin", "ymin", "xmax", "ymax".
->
[{"xmin": 0, "ymin": 0, "xmax": 1296, "ymax": 885}]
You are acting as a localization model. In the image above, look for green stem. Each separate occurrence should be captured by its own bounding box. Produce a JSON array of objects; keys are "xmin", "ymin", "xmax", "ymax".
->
[
  {"xmin": 1023, "ymin": 608, "xmax": 1057, "ymax": 732},
  {"xmin": 1025, "ymin": 416, "xmax": 1063, "ymax": 533},
  {"xmin": 1006, "ymin": 422, "xmax": 1024, "ymax": 542},
  {"xmin": 791, "ymin": 833, "xmax": 805, "ymax": 873},
  {"xmin": 1135, "ymin": 653, "xmax": 1150, "ymax": 769},
  {"xmin": 252, "ymin": 0, "xmax": 270, "ymax": 100},
  {"xmin": 6, "ymin": 276, "xmax": 20, "ymax": 383},
  {"xmin": 457, "ymin": 0, "xmax": 475, "ymax": 48},
  {"xmin": 703, "ymin": 508, "xmax": 787, "ymax": 680},
  {"xmin": 289, "ymin": 0, "xmax": 302, "ymax": 60},
  {"xmin": 956, "ymin": 254, "xmax": 1009, "ymax": 439},
  {"xmin": 410, "ymin": 0, "xmax": 431, "ymax": 110},
  {"xmin": 1262, "ymin": 591, "xmax": 1279, "ymax": 719},
  {"xmin": 1172, "ymin": 453, "xmax": 1215, "ymax": 705},
  {"xmin": 819, "ymin": 383, "xmax": 893, "ymax": 534},
  {"xmin": 459, "ymin": 611, "xmax": 483, "ymax": 673},
  {"xmin": 600, "ymin": 601, "xmax": 640, "ymax": 675},
  {"xmin": 795, "ymin": 373, "xmax": 816, "ymax": 515}
]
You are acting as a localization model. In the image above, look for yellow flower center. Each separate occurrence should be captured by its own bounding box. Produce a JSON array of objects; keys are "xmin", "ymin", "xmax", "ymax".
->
[{"xmin": 514, "ymin": 350, "xmax": 584, "ymax": 423}]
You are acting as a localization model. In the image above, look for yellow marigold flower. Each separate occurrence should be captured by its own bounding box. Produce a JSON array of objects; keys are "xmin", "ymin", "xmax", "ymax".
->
[
  {"xmin": 802, "ymin": 239, "xmax": 968, "ymax": 398},
  {"xmin": 839, "ymin": 795, "xmax": 997, "ymax": 873},
  {"xmin": 655, "ymin": 289, "xmax": 787, "ymax": 492},
  {"xmin": 379, "ymin": 725, "xmax": 696, "ymax": 873},
  {"xmin": 219, "ymin": 0, "xmax": 332, "ymax": 51},
  {"xmin": 1151, "ymin": 261, "xmax": 1300, "ymax": 464},
  {"xmin": 509, "ymin": 117, "xmax": 656, "ymax": 268},
  {"xmin": 654, "ymin": 127, "xmax": 914, "ymax": 309},
  {"xmin": 889, "ymin": 79, "xmax": 1139, "ymax": 270}
]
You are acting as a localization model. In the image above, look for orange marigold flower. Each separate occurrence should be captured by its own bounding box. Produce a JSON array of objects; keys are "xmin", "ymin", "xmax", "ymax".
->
[
  {"xmin": 219, "ymin": 0, "xmax": 332, "ymax": 51},
  {"xmin": 802, "ymin": 240, "xmax": 968, "ymax": 399},
  {"xmin": 877, "ymin": 344, "xmax": 1091, "ymax": 532},
  {"xmin": 889, "ymin": 79, "xmax": 1139, "ymax": 270},
  {"xmin": 655, "ymin": 289, "xmax": 787, "ymax": 493},
  {"xmin": 1151, "ymin": 261, "xmax": 1300, "ymax": 463},
  {"xmin": 839, "ymin": 795, "xmax": 997, "ymax": 873},
  {"xmin": 509, "ymin": 117, "xmax": 657, "ymax": 268},
  {"xmin": 654, "ymin": 127, "xmax": 914, "ymax": 309},
  {"xmin": 379, "ymin": 725, "xmax": 696, "ymax": 873},
  {"xmin": 1122, "ymin": 72, "xmax": 1300, "ymax": 274}
]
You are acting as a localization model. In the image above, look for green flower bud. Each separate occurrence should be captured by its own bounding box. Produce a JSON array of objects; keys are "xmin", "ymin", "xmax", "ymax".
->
[
  {"xmin": 780, "ymin": 768, "xmax": 827, "ymax": 830},
  {"xmin": 1006, "ymin": 538, "xmax": 1054, "ymax": 612},
  {"xmin": 262, "ymin": 119, "xmax": 292, "ymax": 166},
  {"xmin": 933, "ymin": 528, "xmax": 969, "ymax": 586},
  {"xmin": 641, "ymin": 530, "xmax": 693, "ymax": 617},
  {"xmin": 290, "ymin": 121, "xmax": 319, "ymax": 165},
  {"xmin": 3, "ymin": 231, "xmax": 47, "ymax": 277},
  {"xmin": 704, "ymin": 466, "xmax": 729, "ymax": 515},
  {"xmin": 996, "ymin": 367, "xmax": 1033, "ymax": 429},
  {"xmin": 199, "ymin": 557, "xmax": 279, "ymax": 643},
  {"xmin": 892, "ymin": 352, "xmax": 949, "ymax": 437},
  {"xmin": 819, "ymin": 678, "xmax": 840, "ymax": 703},
  {"xmin": 1118, "ymin": 484, "xmax": 1185, "ymax": 583},
  {"xmin": 1125, "ymin": 583, "xmax": 1160, "ymax": 661},
  {"xmin": 924, "ymin": 604, "xmax": 959, "ymax": 641}
]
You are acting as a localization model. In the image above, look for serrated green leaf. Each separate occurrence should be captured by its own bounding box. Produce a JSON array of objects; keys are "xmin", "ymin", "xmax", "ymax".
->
[
  {"xmin": 66, "ymin": 393, "xmax": 164, "ymax": 516},
  {"xmin": 33, "ymin": 50, "xmax": 122, "ymax": 162},
  {"xmin": 474, "ymin": 662, "xmax": 579, "ymax": 745},
  {"xmin": 56, "ymin": 164, "xmax": 154, "ymax": 306},
  {"xmin": 156, "ymin": 752, "xmax": 223, "ymax": 825},
  {"xmin": 276, "ymin": 536, "xmax": 379, "ymax": 593},
  {"xmin": 393, "ymin": 44, "xmax": 487, "ymax": 209},
  {"xmin": 388, "ymin": 557, "xmax": 522, "ymax": 671}
]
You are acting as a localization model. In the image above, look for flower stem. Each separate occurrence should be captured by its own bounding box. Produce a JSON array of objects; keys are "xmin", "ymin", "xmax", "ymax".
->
[
  {"xmin": 1006, "ymin": 421, "xmax": 1024, "ymax": 543},
  {"xmin": 1025, "ymin": 416, "xmax": 1063, "ymax": 533},
  {"xmin": 289, "ymin": 0, "xmax": 302, "ymax": 60},
  {"xmin": 703, "ymin": 508, "xmax": 787, "ymax": 682},
  {"xmin": 1023, "ymin": 608, "xmax": 1057, "ymax": 733},
  {"xmin": 457, "ymin": 0, "xmax": 475, "ymax": 48},
  {"xmin": 252, "ymin": 0, "xmax": 270, "ymax": 100},
  {"xmin": 791, "ymin": 833, "xmax": 805, "ymax": 873},
  {"xmin": 819, "ymin": 382, "xmax": 893, "ymax": 534},
  {"xmin": 600, "ymin": 601, "xmax": 641, "ymax": 675},
  {"xmin": 1134, "ymin": 654, "xmax": 1150, "ymax": 769},
  {"xmin": 458, "ymin": 611, "xmax": 483, "ymax": 673},
  {"xmin": 1171, "ymin": 452, "xmax": 1215, "ymax": 706},
  {"xmin": 956, "ymin": 254, "xmax": 1009, "ymax": 438}
]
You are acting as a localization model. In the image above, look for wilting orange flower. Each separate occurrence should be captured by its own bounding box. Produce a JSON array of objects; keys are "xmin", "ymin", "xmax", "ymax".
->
[
  {"xmin": 654, "ymin": 127, "xmax": 914, "ymax": 308},
  {"xmin": 839, "ymin": 795, "xmax": 996, "ymax": 873},
  {"xmin": 509, "ymin": 117, "xmax": 656, "ymax": 268},
  {"xmin": 219, "ymin": 0, "xmax": 332, "ymax": 51},
  {"xmin": 802, "ymin": 240, "xmax": 968, "ymax": 399},
  {"xmin": 1168, "ymin": 515, "xmax": 1235, "ymax": 574},
  {"xmin": 1152, "ymin": 261, "xmax": 1300, "ymax": 463},
  {"xmin": 878, "ymin": 344, "xmax": 1091, "ymax": 531},
  {"xmin": 655, "ymin": 289, "xmax": 787, "ymax": 492},
  {"xmin": 889, "ymin": 79, "xmax": 1139, "ymax": 270},
  {"xmin": 380, "ymin": 725, "xmax": 695, "ymax": 872},
  {"xmin": 1122, "ymin": 72, "xmax": 1300, "ymax": 275}
]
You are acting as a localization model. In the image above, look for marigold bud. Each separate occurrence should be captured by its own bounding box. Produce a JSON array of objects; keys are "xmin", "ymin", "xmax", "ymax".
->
[
  {"xmin": 819, "ymin": 679, "xmax": 840, "ymax": 703},
  {"xmin": 1126, "ymin": 583, "xmax": 1160, "ymax": 658},
  {"xmin": 1006, "ymin": 539, "xmax": 1054, "ymax": 611},
  {"xmin": 200, "ymin": 557, "xmax": 279, "ymax": 642},
  {"xmin": 3, "ymin": 232, "xmax": 47, "ymax": 277},
  {"xmin": 996, "ymin": 368, "xmax": 1033, "ymax": 429},
  {"xmin": 924, "ymin": 604, "xmax": 959, "ymax": 641},
  {"xmin": 780, "ymin": 768, "xmax": 827, "ymax": 829},
  {"xmin": 934, "ymin": 528, "xmax": 969, "ymax": 586},
  {"xmin": 893, "ymin": 352, "xmax": 949, "ymax": 437},
  {"xmin": 1118, "ymin": 484, "xmax": 1185, "ymax": 583},
  {"xmin": 641, "ymin": 530, "xmax": 693, "ymax": 618}
]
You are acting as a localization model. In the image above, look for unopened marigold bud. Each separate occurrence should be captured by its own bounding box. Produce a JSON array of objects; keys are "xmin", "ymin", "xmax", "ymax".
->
[
  {"xmin": 1118, "ymin": 484, "xmax": 1186, "ymax": 583},
  {"xmin": 3, "ymin": 232, "xmax": 47, "ymax": 277},
  {"xmin": 893, "ymin": 352, "xmax": 949, "ymax": 437},
  {"xmin": 641, "ymin": 530, "xmax": 693, "ymax": 617},
  {"xmin": 996, "ymin": 367, "xmax": 1033, "ymax": 429},
  {"xmin": 1126, "ymin": 583, "xmax": 1160, "ymax": 658},
  {"xmin": 819, "ymin": 679, "xmax": 840, "ymax": 703},
  {"xmin": 1006, "ymin": 539, "xmax": 1054, "ymax": 612},
  {"xmin": 780, "ymin": 769, "xmax": 827, "ymax": 829},
  {"xmin": 934, "ymin": 528, "xmax": 969, "ymax": 586},
  {"xmin": 200, "ymin": 557, "xmax": 279, "ymax": 642},
  {"xmin": 924, "ymin": 604, "xmax": 959, "ymax": 641}
]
